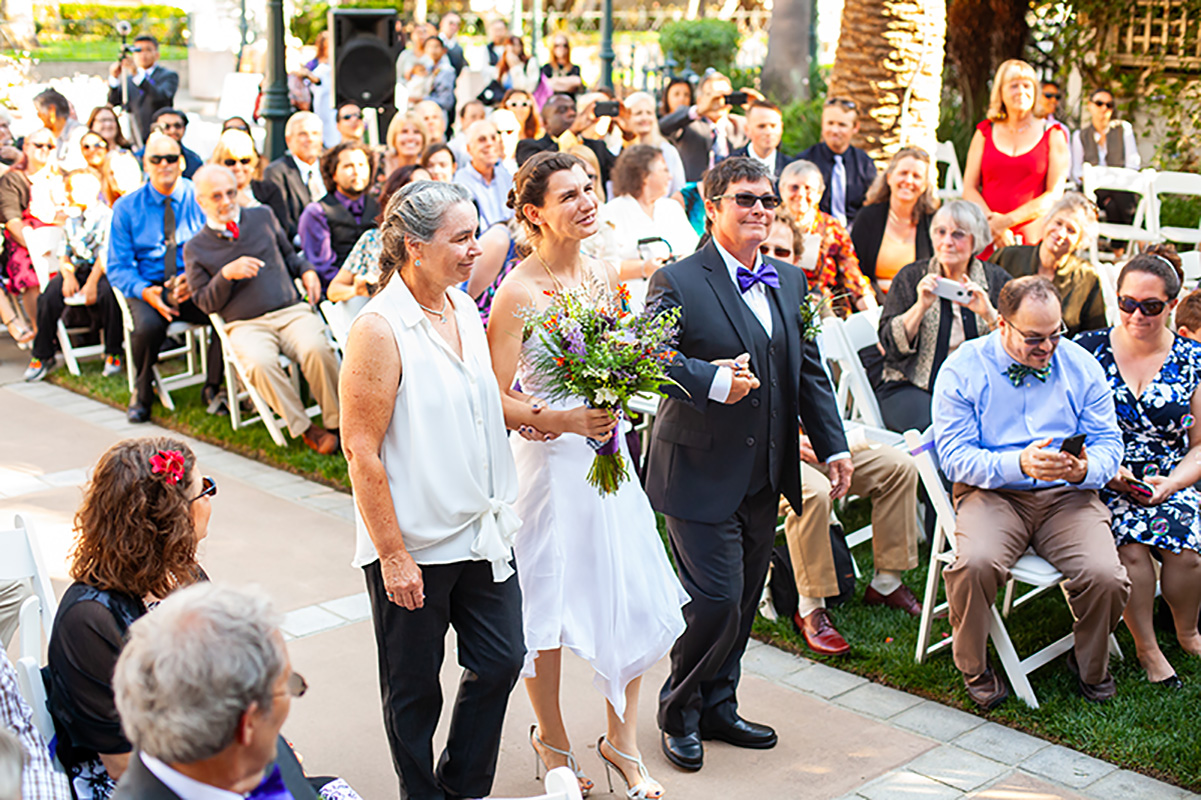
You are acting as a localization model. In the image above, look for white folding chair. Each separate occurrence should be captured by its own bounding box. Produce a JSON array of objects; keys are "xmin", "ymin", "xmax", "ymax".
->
[
  {"xmin": 208, "ymin": 312, "xmax": 320, "ymax": 447},
  {"xmin": 111, "ymin": 285, "xmax": 210, "ymax": 410},
  {"xmin": 1081, "ymin": 165, "xmax": 1155, "ymax": 260},
  {"xmin": 317, "ymin": 296, "xmax": 366, "ymax": 357},
  {"xmin": 27, "ymin": 225, "xmax": 109, "ymax": 374},
  {"xmin": 906, "ymin": 428, "xmax": 1121, "ymax": 709},
  {"xmin": 934, "ymin": 140, "xmax": 963, "ymax": 201},
  {"xmin": 1180, "ymin": 251, "xmax": 1201, "ymax": 292},
  {"xmin": 16, "ymin": 654, "xmax": 56, "ymax": 749},
  {"xmin": 0, "ymin": 514, "xmax": 58, "ymax": 658},
  {"xmin": 489, "ymin": 766, "xmax": 583, "ymax": 800},
  {"xmin": 1148, "ymin": 170, "xmax": 1201, "ymax": 247},
  {"xmin": 817, "ymin": 309, "xmax": 894, "ymax": 436}
]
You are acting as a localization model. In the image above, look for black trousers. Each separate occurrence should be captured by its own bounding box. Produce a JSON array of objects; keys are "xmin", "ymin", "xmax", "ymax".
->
[
  {"xmin": 876, "ymin": 379, "xmax": 933, "ymax": 434},
  {"xmin": 658, "ymin": 484, "xmax": 778, "ymax": 736},
  {"xmin": 364, "ymin": 558, "xmax": 524, "ymax": 800},
  {"xmin": 125, "ymin": 293, "xmax": 223, "ymax": 407},
  {"xmin": 31, "ymin": 269, "xmax": 122, "ymax": 362}
]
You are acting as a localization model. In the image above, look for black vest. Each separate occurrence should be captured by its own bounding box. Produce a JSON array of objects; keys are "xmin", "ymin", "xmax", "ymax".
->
[
  {"xmin": 319, "ymin": 193, "xmax": 380, "ymax": 271},
  {"xmin": 739, "ymin": 292, "xmax": 789, "ymax": 494}
]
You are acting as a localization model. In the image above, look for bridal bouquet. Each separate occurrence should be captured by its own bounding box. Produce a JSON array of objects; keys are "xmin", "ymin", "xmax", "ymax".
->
[{"xmin": 520, "ymin": 282, "xmax": 681, "ymax": 495}]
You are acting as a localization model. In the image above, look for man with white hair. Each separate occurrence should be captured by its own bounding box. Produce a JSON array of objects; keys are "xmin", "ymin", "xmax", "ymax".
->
[
  {"xmin": 111, "ymin": 584, "xmax": 319, "ymax": 800},
  {"xmin": 263, "ymin": 112, "xmax": 326, "ymax": 243},
  {"xmin": 454, "ymin": 119, "xmax": 512, "ymax": 229}
]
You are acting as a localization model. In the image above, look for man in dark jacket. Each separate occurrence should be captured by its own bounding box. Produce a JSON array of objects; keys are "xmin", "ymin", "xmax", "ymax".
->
[
  {"xmin": 657, "ymin": 72, "xmax": 749, "ymax": 183},
  {"xmin": 107, "ymin": 34, "xmax": 178, "ymax": 148},
  {"xmin": 262, "ymin": 111, "xmax": 326, "ymax": 244},
  {"xmin": 797, "ymin": 98, "xmax": 877, "ymax": 226}
]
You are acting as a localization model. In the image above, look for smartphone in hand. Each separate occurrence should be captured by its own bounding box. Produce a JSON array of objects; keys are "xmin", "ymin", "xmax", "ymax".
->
[
  {"xmin": 932, "ymin": 277, "xmax": 971, "ymax": 305},
  {"xmin": 1060, "ymin": 434, "xmax": 1085, "ymax": 458}
]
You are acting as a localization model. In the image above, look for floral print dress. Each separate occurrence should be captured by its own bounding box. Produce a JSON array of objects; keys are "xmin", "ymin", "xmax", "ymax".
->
[{"xmin": 1076, "ymin": 329, "xmax": 1201, "ymax": 553}]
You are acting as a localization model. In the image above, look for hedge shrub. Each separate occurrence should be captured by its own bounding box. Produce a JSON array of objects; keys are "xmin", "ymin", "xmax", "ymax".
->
[
  {"xmin": 658, "ymin": 19, "xmax": 740, "ymax": 77},
  {"xmin": 51, "ymin": 3, "xmax": 189, "ymax": 45}
]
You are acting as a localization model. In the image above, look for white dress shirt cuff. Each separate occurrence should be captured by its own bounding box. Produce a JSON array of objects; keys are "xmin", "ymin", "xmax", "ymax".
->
[
  {"xmin": 708, "ymin": 365, "xmax": 732, "ymax": 403},
  {"xmin": 826, "ymin": 451, "xmax": 851, "ymax": 463},
  {"xmin": 107, "ymin": 76, "xmax": 120, "ymax": 88},
  {"xmin": 1001, "ymin": 450, "xmax": 1026, "ymax": 485}
]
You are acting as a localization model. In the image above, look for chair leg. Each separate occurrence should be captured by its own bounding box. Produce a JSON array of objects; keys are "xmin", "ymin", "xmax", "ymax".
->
[
  {"xmin": 1002, "ymin": 579, "xmax": 1016, "ymax": 617},
  {"xmin": 915, "ymin": 555, "xmax": 944, "ymax": 664},
  {"xmin": 989, "ymin": 607, "xmax": 1040, "ymax": 709},
  {"xmin": 1108, "ymin": 633, "xmax": 1123, "ymax": 661},
  {"xmin": 57, "ymin": 322, "xmax": 81, "ymax": 375}
]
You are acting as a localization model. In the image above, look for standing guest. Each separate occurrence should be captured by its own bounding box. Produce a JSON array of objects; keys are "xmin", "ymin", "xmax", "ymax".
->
[
  {"xmin": 297, "ymin": 140, "xmax": 377, "ymax": 291},
  {"xmin": 382, "ymin": 111, "xmax": 429, "ymax": 177},
  {"xmin": 875, "ymin": 199, "xmax": 1010, "ymax": 434},
  {"xmin": 777, "ymin": 160, "xmax": 874, "ymax": 316},
  {"xmin": 1076, "ymin": 250, "xmax": 1201, "ymax": 689},
  {"xmin": 851, "ymin": 147, "xmax": 939, "ymax": 295},
  {"xmin": 263, "ymin": 111, "xmax": 326, "ymax": 243},
  {"xmin": 340, "ymin": 181, "xmax": 525, "ymax": 800},
  {"xmin": 541, "ymin": 33, "xmax": 583, "ymax": 98},
  {"xmin": 990, "ymin": 192, "xmax": 1106, "ymax": 337},
  {"xmin": 645, "ymin": 157, "xmax": 850, "ymax": 771},
  {"xmin": 335, "ymin": 102, "xmax": 366, "ymax": 144},
  {"xmin": 136, "ymin": 109, "xmax": 202, "ymax": 179},
  {"xmin": 495, "ymin": 35, "xmax": 540, "ymax": 93},
  {"xmin": 24, "ymin": 169, "xmax": 121, "ymax": 382},
  {"xmin": 501, "ymin": 89, "xmax": 542, "ymax": 141},
  {"xmin": 1070, "ymin": 88, "xmax": 1140, "ymax": 255},
  {"xmin": 438, "ymin": 12, "xmax": 466, "ymax": 77},
  {"xmin": 414, "ymin": 100, "xmax": 448, "ymax": 144},
  {"xmin": 395, "ymin": 22, "xmax": 435, "ymax": 89},
  {"xmin": 420, "ymin": 142, "xmax": 456, "ymax": 183},
  {"xmin": 962, "ymin": 59, "xmax": 1069, "ymax": 250},
  {"xmin": 34, "ymin": 89, "xmax": 86, "ymax": 171},
  {"xmin": 106, "ymin": 34, "xmax": 178, "ymax": 147},
  {"xmin": 106, "ymin": 133, "xmax": 223, "ymax": 424},
  {"xmin": 933, "ymin": 276, "xmax": 1129, "ymax": 707},
  {"xmin": 79, "ymin": 131, "xmax": 110, "ymax": 179},
  {"xmin": 485, "ymin": 18, "xmax": 510, "ymax": 66},
  {"xmin": 185, "ymin": 166, "xmax": 339, "ymax": 455},
  {"xmin": 208, "ymin": 129, "xmax": 288, "ymax": 228},
  {"xmin": 796, "ymin": 98, "xmax": 877, "ymax": 226},
  {"xmin": 1, "ymin": 648, "xmax": 71, "ymax": 800},
  {"xmin": 420, "ymin": 38, "xmax": 457, "ymax": 125},
  {"xmin": 728, "ymin": 101, "xmax": 789, "ymax": 179},
  {"xmin": 455, "ymin": 120, "xmax": 513, "ymax": 230},
  {"xmin": 1039, "ymin": 80, "xmax": 1069, "ymax": 137},
  {"xmin": 87, "ymin": 106, "xmax": 132, "ymax": 151},
  {"xmin": 515, "ymin": 94, "xmax": 620, "ymax": 187},
  {"xmin": 487, "ymin": 152, "xmax": 687, "ymax": 799},
  {"xmin": 658, "ymin": 72, "xmax": 749, "ymax": 183},
  {"xmin": 310, "ymin": 32, "xmax": 337, "ymax": 148},
  {"xmin": 659, "ymin": 78, "xmax": 694, "ymax": 118},
  {"xmin": 623, "ymin": 92, "xmax": 686, "ymax": 195}
]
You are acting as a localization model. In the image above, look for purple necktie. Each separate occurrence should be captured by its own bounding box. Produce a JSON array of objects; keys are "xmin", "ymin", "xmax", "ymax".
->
[
  {"xmin": 737, "ymin": 263, "xmax": 780, "ymax": 293},
  {"xmin": 246, "ymin": 764, "xmax": 294, "ymax": 800}
]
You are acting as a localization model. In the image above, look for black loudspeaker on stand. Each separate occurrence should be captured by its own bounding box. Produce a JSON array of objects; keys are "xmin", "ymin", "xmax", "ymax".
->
[{"xmin": 329, "ymin": 8, "xmax": 399, "ymax": 144}]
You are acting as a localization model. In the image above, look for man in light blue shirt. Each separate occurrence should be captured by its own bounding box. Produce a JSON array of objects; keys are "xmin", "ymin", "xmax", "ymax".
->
[
  {"xmin": 933, "ymin": 276, "xmax": 1130, "ymax": 708},
  {"xmin": 454, "ymin": 120, "xmax": 512, "ymax": 230}
]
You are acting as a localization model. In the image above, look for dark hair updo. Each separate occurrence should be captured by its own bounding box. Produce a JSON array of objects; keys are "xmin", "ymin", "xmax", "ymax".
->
[
  {"xmin": 507, "ymin": 151, "xmax": 587, "ymax": 240},
  {"xmin": 1117, "ymin": 243, "xmax": 1185, "ymax": 299}
]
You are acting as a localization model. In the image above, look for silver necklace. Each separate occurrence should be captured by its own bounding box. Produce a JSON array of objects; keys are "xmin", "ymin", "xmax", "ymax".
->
[{"xmin": 416, "ymin": 294, "xmax": 450, "ymax": 324}]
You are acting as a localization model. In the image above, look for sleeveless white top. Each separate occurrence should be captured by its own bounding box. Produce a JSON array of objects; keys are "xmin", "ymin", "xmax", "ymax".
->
[{"xmin": 350, "ymin": 276, "xmax": 521, "ymax": 582}]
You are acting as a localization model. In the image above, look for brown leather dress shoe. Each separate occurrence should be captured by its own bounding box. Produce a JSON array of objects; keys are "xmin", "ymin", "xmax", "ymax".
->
[
  {"xmin": 302, "ymin": 424, "xmax": 339, "ymax": 455},
  {"xmin": 963, "ymin": 666, "xmax": 1009, "ymax": 710},
  {"xmin": 1066, "ymin": 650, "xmax": 1117, "ymax": 703},
  {"xmin": 863, "ymin": 583, "xmax": 923, "ymax": 616},
  {"xmin": 794, "ymin": 608, "xmax": 851, "ymax": 656}
]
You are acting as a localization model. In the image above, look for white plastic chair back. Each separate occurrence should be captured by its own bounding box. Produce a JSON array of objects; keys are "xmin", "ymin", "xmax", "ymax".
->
[
  {"xmin": 0, "ymin": 514, "xmax": 58, "ymax": 651},
  {"xmin": 1150, "ymin": 170, "xmax": 1201, "ymax": 246},
  {"xmin": 1180, "ymin": 251, "xmax": 1201, "ymax": 292},
  {"xmin": 26, "ymin": 226, "xmax": 65, "ymax": 290},
  {"xmin": 1081, "ymin": 164, "xmax": 1154, "ymax": 249},
  {"xmin": 934, "ymin": 140, "xmax": 963, "ymax": 200}
]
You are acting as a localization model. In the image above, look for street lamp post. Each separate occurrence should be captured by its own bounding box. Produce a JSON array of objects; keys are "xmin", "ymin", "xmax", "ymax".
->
[
  {"xmin": 261, "ymin": 0, "xmax": 290, "ymax": 161},
  {"xmin": 599, "ymin": 0, "xmax": 614, "ymax": 89}
]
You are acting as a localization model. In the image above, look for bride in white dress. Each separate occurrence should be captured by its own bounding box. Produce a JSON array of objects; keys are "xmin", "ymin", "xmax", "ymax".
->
[{"xmin": 488, "ymin": 151, "xmax": 689, "ymax": 800}]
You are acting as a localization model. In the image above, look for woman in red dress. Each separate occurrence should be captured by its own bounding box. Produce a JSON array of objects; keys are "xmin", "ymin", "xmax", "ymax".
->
[{"xmin": 962, "ymin": 59, "xmax": 1068, "ymax": 252}]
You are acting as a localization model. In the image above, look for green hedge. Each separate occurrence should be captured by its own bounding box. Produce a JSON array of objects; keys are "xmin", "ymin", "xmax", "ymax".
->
[
  {"xmin": 49, "ymin": 3, "xmax": 189, "ymax": 46},
  {"xmin": 659, "ymin": 19, "xmax": 740, "ymax": 77},
  {"xmin": 289, "ymin": 0, "xmax": 397, "ymax": 45}
]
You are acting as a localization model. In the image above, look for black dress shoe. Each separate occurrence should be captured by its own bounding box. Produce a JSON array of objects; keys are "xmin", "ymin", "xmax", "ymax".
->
[
  {"xmin": 127, "ymin": 403, "xmax": 151, "ymax": 424},
  {"xmin": 700, "ymin": 716, "xmax": 778, "ymax": 749},
  {"xmin": 660, "ymin": 731, "xmax": 703, "ymax": 771}
]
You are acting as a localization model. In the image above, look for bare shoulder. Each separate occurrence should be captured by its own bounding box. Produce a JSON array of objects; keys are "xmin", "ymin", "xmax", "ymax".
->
[{"xmin": 346, "ymin": 312, "xmax": 400, "ymax": 370}]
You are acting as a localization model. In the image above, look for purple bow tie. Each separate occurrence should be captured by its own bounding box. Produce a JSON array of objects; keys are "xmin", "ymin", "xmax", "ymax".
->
[
  {"xmin": 737, "ymin": 263, "xmax": 780, "ymax": 293},
  {"xmin": 246, "ymin": 764, "xmax": 293, "ymax": 800},
  {"xmin": 345, "ymin": 197, "xmax": 365, "ymax": 219}
]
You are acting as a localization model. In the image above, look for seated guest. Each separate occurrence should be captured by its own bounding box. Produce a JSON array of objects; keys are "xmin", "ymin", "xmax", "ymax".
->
[
  {"xmin": 778, "ymin": 159, "xmax": 874, "ymax": 317},
  {"xmin": 334, "ymin": 102, "xmax": 365, "ymax": 144},
  {"xmin": 87, "ymin": 106, "xmax": 132, "ymax": 153},
  {"xmin": 297, "ymin": 141, "xmax": 377, "ymax": 291},
  {"xmin": 79, "ymin": 130, "xmax": 110, "ymax": 180},
  {"xmin": 657, "ymin": 72, "xmax": 749, "ymax": 183},
  {"xmin": 111, "ymin": 584, "xmax": 325, "ymax": 800},
  {"xmin": 797, "ymin": 98, "xmax": 877, "ymax": 226},
  {"xmin": 1070, "ymin": 88, "xmax": 1140, "ymax": 255},
  {"xmin": 106, "ymin": 133, "xmax": 223, "ymax": 424},
  {"xmin": 447, "ymin": 100, "xmax": 486, "ymax": 167},
  {"xmin": 420, "ymin": 142, "xmax": 456, "ymax": 183},
  {"xmin": 590, "ymin": 145, "xmax": 697, "ymax": 310},
  {"xmin": 46, "ymin": 436, "xmax": 210, "ymax": 800},
  {"xmin": 208, "ymin": 129, "xmax": 288, "ymax": 228},
  {"xmin": 34, "ymin": 88, "xmax": 86, "ymax": 171},
  {"xmin": 728, "ymin": 100, "xmax": 790, "ymax": 179},
  {"xmin": 990, "ymin": 192, "xmax": 1106, "ymax": 337},
  {"xmin": 135, "ymin": 109, "xmax": 202, "ymax": 179},
  {"xmin": 1076, "ymin": 249, "xmax": 1201, "ymax": 689},
  {"xmin": 501, "ymin": 89, "xmax": 541, "ymax": 142},
  {"xmin": 933, "ymin": 276, "xmax": 1130, "ymax": 707},
  {"xmin": 851, "ymin": 147, "xmax": 938, "ymax": 295},
  {"xmin": 25, "ymin": 169, "xmax": 122, "ymax": 382},
  {"xmin": 382, "ymin": 111, "xmax": 429, "ymax": 177},
  {"xmin": 455, "ymin": 120, "xmax": 513, "ymax": 230},
  {"xmin": 491, "ymin": 109, "xmax": 521, "ymax": 175},
  {"xmin": 414, "ymin": 99, "xmax": 449, "ymax": 144},
  {"xmin": 876, "ymin": 199, "xmax": 1010, "ymax": 433},
  {"xmin": 494, "ymin": 34, "xmax": 540, "ymax": 93},
  {"xmin": 1175, "ymin": 287, "xmax": 1201, "ymax": 342},
  {"xmin": 263, "ymin": 111, "xmax": 325, "ymax": 243},
  {"xmin": 185, "ymin": 166, "xmax": 340, "ymax": 455},
  {"xmin": 622, "ymin": 91, "xmax": 686, "ymax": 195},
  {"xmin": 0, "ymin": 649, "xmax": 71, "ymax": 800},
  {"xmin": 515, "ymin": 94, "xmax": 619, "ymax": 187}
]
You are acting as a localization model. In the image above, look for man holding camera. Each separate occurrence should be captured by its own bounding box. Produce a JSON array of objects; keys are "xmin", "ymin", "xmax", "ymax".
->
[
  {"xmin": 658, "ymin": 73, "xmax": 751, "ymax": 183},
  {"xmin": 514, "ymin": 94, "xmax": 622, "ymax": 186},
  {"xmin": 107, "ymin": 133, "xmax": 222, "ymax": 424},
  {"xmin": 107, "ymin": 33, "xmax": 179, "ymax": 148}
]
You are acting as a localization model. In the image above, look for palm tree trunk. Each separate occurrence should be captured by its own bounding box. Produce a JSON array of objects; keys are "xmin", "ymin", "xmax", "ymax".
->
[
  {"xmin": 827, "ymin": 0, "xmax": 946, "ymax": 164},
  {"xmin": 762, "ymin": 0, "xmax": 813, "ymax": 103}
]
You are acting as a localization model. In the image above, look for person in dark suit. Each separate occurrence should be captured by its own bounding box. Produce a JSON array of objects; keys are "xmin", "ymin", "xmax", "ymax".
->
[
  {"xmin": 657, "ymin": 72, "xmax": 750, "ymax": 183},
  {"xmin": 727, "ymin": 100, "xmax": 791, "ymax": 179},
  {"xmin": 107, "ymin": 34, "xmax": 178, "ymax": 148},
  {"xmin": 111, "ymin": 584, "xmax": 321, "ymax": 800},
  {"xmin": 514, "ymin": 94, "xmax": 621, "ymax": 187},
  {"xmin": 262, "ymin": 112, "xmax": 326, "ymax": 243},
  {"xmin": 132, "ymin": 109, "xmax": 203, "ymax": 179},
  {"xmin": 645, "ymin": 157, "xmax": 851, "ymax": 772},
  {"xmin": 797, "ymin": 98, "xmax": 877, "ymax": 227}
]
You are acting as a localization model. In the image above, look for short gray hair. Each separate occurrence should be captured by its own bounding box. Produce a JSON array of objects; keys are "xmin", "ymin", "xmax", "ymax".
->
[
  {"xmin": 284, "ymin": 111, "xmax": 321, "ymax": 138},
  {"xmin": 779, "ymin": 159, "xmax": 824, "ymax": 191},
  {"xmin": 0, "ymin": 729, "xmax": 21, "ymax": 800},
  {"xmin": 932, "ymin": 199, "xmax": 991, "ymax": 256},
  {"xmin": 1044, "ymin": 191, "xmax": 1099, "ymax": 251},
  {"xmin": 113, "ymin": 584, "xmax": 285, "ymax": 764},
  {"xmin": 378, "ymin": 181, "xmax": 475, "ymax": 288}
]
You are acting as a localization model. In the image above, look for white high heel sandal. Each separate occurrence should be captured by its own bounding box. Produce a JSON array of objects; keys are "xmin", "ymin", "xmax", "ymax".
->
[
  {"xmin": 530, "ymin": 725, "xmax": 593, "ymax": 797},
  {"xmin": 597, "ymin": 736, "xmax": 664, "ymax": 800}
]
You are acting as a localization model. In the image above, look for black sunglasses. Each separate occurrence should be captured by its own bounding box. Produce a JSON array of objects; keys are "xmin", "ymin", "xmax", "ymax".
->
[
  {"xmin": 713, "ymin": 192, "xmax": 781, "ymax": 210},
  {"xmin": 158, "ymin": 122, "xmax": 185, "ymax": 131},
  {"xmin": 81, "ymin": 141, "xmax": 107, "ymax": 150},
  {"xmin": 148, "ymin": 154, "xmax": 181, "ymax": 164},
  {"xmin": 223, "ymin": 157, "xmax": 253, "ymax": 166},
  {"xmin": 825, "ymin": 97, "xmax": 857, "ymax": 110},
  {"xmin": 340, "ymin": 112, "xmax": 363, "ymax": 121},
  {"xmin": 1117, "ymin": 295, "xmax": 1167, "ymax": 316},
  {"xmin": 1043, "ymin": 91, "xmax": 1061, "ymax": 100},
  {"xmin": 191, "ymin": 475, "xmax": 217, "ymax": 503},
  {"xmin": 1005, "ymin": 319, "xmax": 1068, "ymax": 347},
  {"xmin": 1091, "ymin": 99, "xmax": 1114, "ymax": 109},
  {"xmin": 29, "ymin": 142, "xmax": 54, "ymax": 151},
  {"xmin": 759, "ymin": 244, "xmax": 794, "ymax": 259}
]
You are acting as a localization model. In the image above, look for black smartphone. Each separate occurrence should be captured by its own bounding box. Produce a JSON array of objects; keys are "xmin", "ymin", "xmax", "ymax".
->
[
  {"xmin": 725, "ymin": 90, "xmax": 749, "ymax": 106},
  {"xmin": 1060, "ymin": 434, "xmax": 1086, "ymax": 457},
  {"xmin": 593, "ymin": 100, "xmax": 620, "ymax": 118}
]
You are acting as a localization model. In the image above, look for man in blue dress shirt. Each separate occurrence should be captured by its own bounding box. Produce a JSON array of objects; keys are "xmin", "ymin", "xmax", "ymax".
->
[
  {"xmin": 933, "ymin": 276, "xmax": 1130, "ymax": 708},
  {"xmin": 107, "ymin": 133, "xmax": 223, "ymax": 423}
]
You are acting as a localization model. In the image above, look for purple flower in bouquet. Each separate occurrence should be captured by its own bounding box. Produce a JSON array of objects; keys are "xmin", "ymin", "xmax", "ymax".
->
[{"xmin": 563, "ymin": 324, "xmax": 586, "ymax": 357}]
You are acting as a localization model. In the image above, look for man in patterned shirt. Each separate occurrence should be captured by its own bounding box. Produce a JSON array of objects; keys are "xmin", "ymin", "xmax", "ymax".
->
[{"xmin": 0, "ymin": 650, "xmax": 71, "ymax": 800}]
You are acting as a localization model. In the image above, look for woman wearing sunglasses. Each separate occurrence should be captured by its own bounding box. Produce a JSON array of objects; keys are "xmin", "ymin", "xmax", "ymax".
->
[
  {"xmin": 876, "ymin": 199, "xmax": 1012, "ymax": 434},
  {"xmin": 1069, "ymin": 88, "xmax": 1141, "ymax": 258},
  {"xmin": 501, "ymin": 88, "xmax": 542, "ymax": 141},
  {"xmin": 207, "ymin": 129, "xmax": 287, "ymax": 229},
  {"xmin": 1075, "ymin": 247, "xmax": 1201, "ymax": 690}
]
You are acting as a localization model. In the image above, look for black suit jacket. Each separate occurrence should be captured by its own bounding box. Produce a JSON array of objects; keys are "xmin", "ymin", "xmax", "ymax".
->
[
  {"xmin": 727, "ymin": 144, "xmax": 792, "ymax": 179},
  {"xmin": 658, "ymin": 108, "xmax": 748, "ymax": 184},
  {"xmin": 796, "ymin": 141, "xmax": 877, "ymax": 226},
  {"xmin": 107, "ymin": 64, "xmax": 179, "ymax": 146},
  {"xmin": 644, "ymin": 242, "xmax": 847, "ymax": 523},
  {"xmin": 514, "ymin": 135, "xmax": 619, "ymax": 187},
  {"xmin": 113, "ymin": 739, "xmax": 318, "ymax": 800},
  {"xmin": 263, "ymin": 155, "xmax": 317, "ymax": 242}
]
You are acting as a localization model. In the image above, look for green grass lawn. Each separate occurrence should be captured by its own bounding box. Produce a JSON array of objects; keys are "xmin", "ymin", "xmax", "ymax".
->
[
  {"xmin": 49, "ymin": 361, "xmax": 1201, "ymax": 792},
  {"xmin": 22, "ymin": 39, "xmax": 188, "ymax": 62}
]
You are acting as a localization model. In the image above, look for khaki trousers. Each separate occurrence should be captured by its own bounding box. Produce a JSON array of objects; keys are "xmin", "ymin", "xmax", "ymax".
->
[
  {"xmin": 225, "ymin": 303, "xmax": 340, "ymax": 437},
  {"xmin": 779, "ymin": 444, "xmax": 920, "ymax": 598},
  {"xmin": 945, "ymin": 485, "xmax": 1130, "ymax": 685}
]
